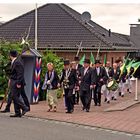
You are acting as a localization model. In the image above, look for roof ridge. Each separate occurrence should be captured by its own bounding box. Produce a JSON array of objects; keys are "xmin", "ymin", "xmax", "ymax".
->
[
  {"xmin": 58, "ymin": 4, "xmax": 112, "ymax": 47},
  {"xmin": 59, "ymin": 4, "xmax": 132, "ymax": 47}
]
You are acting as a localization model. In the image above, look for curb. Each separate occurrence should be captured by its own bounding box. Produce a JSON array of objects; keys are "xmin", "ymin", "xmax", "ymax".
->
[
  {"xmin": 104, "ymin": 100, "xmax": 140, "ymax": 112},
  {"xmin": 26, "ymin": 114, "xmax": 140, "ymax": 135}
]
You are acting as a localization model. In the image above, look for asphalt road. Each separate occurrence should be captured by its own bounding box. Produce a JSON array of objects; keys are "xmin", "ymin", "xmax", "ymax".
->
[{"xmin": 0, "ymin": 113, "xmax": 140, "ymax": 140}]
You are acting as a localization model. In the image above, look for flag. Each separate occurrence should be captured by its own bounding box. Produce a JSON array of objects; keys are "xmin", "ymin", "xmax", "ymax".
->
[
  {"xmin": 103, "ymin": 54, "xmax": 107, "ymax": 66},
  {"xmin": 131, "ymin": 61, "xmax": 140, "ymax": 74},
  {"xmin": 120, "ymin": 57, "xmax": 129, "ymax": 76},
  {"xmin": 126, "ymin": 59, "xmax": 135, "ymax": 73},
  {"xmin": 79, "ymin": 54, "xmax": 85, "ymax": 65},
  {"xmin": 90, "ymin": 52, "xmax": 95, "ymax": 64}
]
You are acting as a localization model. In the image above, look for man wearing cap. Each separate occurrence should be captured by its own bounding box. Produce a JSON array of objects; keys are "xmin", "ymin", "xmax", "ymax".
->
[
  {"xmin": 60, "ymin": 60, "xmax": 78, "ymax": 113},
  {"xmin": 93, "ymin": 60, "xmax": 108, "ymax": 106},
  {"xmin": 79, "ymin": 59, "xmax": 96, "ymax": 112},
  {"xmin": 8, "ymin": 50, "xmax": 29, "ymax": 117}
]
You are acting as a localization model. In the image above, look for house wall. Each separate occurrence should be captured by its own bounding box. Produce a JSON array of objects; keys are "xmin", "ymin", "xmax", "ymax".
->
[{"xmin": 55, "ymin": 51, "xmax": 127, "ymax": 66}]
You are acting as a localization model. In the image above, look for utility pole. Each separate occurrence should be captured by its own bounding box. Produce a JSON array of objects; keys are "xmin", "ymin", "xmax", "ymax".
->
[{"xmin": 35, "ymin": 3, "xmax": 38, "ymax": 50}]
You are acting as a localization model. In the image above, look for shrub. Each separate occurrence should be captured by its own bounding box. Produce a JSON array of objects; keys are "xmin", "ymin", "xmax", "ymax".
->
[{"xmin": 0, "ymin": 40, "xmax": 22, "ymax": 98}]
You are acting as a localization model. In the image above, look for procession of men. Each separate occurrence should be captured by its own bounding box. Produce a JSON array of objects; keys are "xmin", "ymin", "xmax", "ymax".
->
[
  {"xmin": 41, "ymin": 55, "xmax": 137, "ymax": 114},
  {"xmin": 59, "ymin": 56, "xmax": 137, "ymax": 113},
  {"xmin": 0, "ymin": 50, "xmax": 138, "ymax": 116}
]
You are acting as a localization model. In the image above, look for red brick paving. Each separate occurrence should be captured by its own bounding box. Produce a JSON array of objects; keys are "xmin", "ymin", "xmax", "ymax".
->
[
  {"xmin": 1, "ymin": 80, "xmax": 140, "ymax": 135},
  {"xmin": 24, "ymin": 91, "xmax": 140, "ymax": 135}
]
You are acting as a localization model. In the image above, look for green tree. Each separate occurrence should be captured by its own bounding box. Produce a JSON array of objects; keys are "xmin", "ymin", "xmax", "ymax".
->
[{"xmin": 0, "ymin": 40, "xmax": 22, "ymax": 99}]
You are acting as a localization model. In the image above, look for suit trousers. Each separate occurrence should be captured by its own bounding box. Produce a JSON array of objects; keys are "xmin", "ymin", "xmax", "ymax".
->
[
  {"xmin": 72, "ymin": 90, "xmax": 80, "ymax": 104},
  {"xmin": 80, "ymin": 89, "xmax": 92, "ymax": 110},
  {"xmin": 5, "ymin": 86, "xmax": 30, "ymax": 111},
  {"xmin": 64, "ymin": 88, "xmax": 74, "ymax": 112},
  {"xmin": 94, "ymin": 85, "xmax": 102, "ymax": 105},
  {"xmin": 10, "ymin": 80, "xmax": 27, "ymax": 115}
]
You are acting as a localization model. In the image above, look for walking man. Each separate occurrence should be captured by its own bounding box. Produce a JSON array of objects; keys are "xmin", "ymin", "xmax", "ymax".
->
[
  {"xmin": 79, "ymin": 59, "xmax": 96, "ymax": 112},
  {"xmin": 60, "ymin": 60, "xmax": 78, "ymax": 113},
  {"xmin": 9, "ymin": 50, "xmax": 29, "ymax": 117},
  {"xmin": 93, "ymin": 60, "xmax": 108, "ymax": 106}
]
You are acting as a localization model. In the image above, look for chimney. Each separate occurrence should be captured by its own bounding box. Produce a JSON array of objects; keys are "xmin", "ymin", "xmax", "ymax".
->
[
  {"xmin": 130, "ymin": 24, "xmax": 140, "ymax": 48},
  {"xmin": 109, "ymin": 29, "xmax": 111, "ymax": 37}
]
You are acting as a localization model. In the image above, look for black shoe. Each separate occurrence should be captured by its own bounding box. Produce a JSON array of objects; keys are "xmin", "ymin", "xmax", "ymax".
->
[
  {"xmin": 119, "ymin": 92, "xmax": 121, "ymax": 96},
  {"xmin": 10, "ymin": 114, "xmax": 21, "ymax": 118},
  {"xmin": 112, "ymin": 97, "xmax": 114, "ymax": 100},
  {"xmin": 82, "ymin": 107, "xmax": 85, "ymax": 111},
  {"xmin": 22, "ymin": 107, "xmax": 29, "ymax": 116},
  {"xmin": 1, "ymin": 109, "xmax": 10, "ymax": 113},
  {"xmin": 121, "ymin": 95, "xmax": 124, "ymax": 97},
  {"xmin": 85, "ymin": 109, "xmax": 89, "ymax": 112},
  {"xmin": 71, "ymin": 109, "xmax": 74, "ymax": 113},
  {"xmin": 114, "ymin": 98, "xmax": 117, "ymax": 100},
  {"xmin": 104, "ymin": 98, "xmax": 107, "ymax": 102},
  {"xmin": 107, "ymin": 101, "xmax": 110, "ymax": 104},
  {"xmin": 66, "ymin": 111, "xmax": 72, "ymax": 114}
]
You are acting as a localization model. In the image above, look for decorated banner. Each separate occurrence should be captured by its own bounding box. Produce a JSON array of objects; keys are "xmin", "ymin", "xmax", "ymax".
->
[{"xmin": 33, "ymin": 57, "xmax": 42, "ymax": 103}]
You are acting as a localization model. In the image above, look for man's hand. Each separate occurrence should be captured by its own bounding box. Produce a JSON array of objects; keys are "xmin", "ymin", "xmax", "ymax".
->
[
  {"xmin": 57, "ymin": 83, "xmax": 60, "ymax": 88},
  {"xmin": 47, "ymin": 80, "xmax": 51, "ymax": 85},
  {"xmin": 8, "ymin": 79, "xmax": 11, "ymax": 88},
  {"xmin": 17, "ymin": 84, "xmax": 21, "ymax": 88},
  {"xmin": 100, "ymin": 78, "xmax": 103, "ymax": 81},
  {"xmin": 93, "ymin": 85, "xmax": 96, "ymax": 89},
  {"xmin": 90, "ymin": 85, "xmax": 93, "ymax": 89}
]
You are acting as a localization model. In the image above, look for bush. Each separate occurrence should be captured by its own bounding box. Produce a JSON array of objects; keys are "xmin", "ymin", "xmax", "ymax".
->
[
  {"xmin": 0, "ymin": 40, "xmax": 22, "ymax": 99},
  {"xmin": 0, "ymin": 41, "xmax": 64, "ymax": 101}
]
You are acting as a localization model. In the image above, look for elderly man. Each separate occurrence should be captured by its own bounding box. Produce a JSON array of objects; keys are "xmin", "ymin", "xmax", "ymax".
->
[{"xmin": 108, "ymin": 63, "xmax": 121, "ymax": 100}]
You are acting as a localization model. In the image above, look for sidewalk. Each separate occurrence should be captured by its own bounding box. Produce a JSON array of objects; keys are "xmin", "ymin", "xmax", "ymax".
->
[
  {"xmin": 26, "ymin": 91, "xmax": 140, "ymax": 135},
  {"xmin": 1, "ymin": 80, "xmax": 140, "ymax": 135}
]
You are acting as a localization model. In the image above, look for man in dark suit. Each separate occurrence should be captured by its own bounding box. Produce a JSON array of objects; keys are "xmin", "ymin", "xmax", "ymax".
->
[
  {"xmin": 79, "ymin": 59, "xmax": 96, "ymax": 112},
  {"xmin": 73, "ymin": 56, "xmax": 83, "ymax": 104},
  {"xmin": 60, "ymin": 60, "xmax": 78, "ymax": 113},
  {"xmin": 108, "ymin": 63, "xmax": 121, "ymax": 100},
  {"xmin": 93, "ymin": 60, "xmax": 108, "ymax": 106},
  {"xmin": 9, "ymin": 50, "xmax": 29, "ymax": 117},
  {"xmin": 102, "ymin": 61, "xmax": 113, "ymax": 103},
  {"xmin": 1, "ymin": 56, "xmax": 30, "ymax": 113}
]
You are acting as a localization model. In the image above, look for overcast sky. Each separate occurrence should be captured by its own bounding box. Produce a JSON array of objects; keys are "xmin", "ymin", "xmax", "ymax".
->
[{"xmin": 0, "ymin": 3, "xmax": 140, "ymax": 35}]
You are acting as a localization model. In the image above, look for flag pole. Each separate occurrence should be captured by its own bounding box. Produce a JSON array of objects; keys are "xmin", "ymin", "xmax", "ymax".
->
[
  {"xmin": 135, "ymin": 78, "xmax": 138, "ymax": 101},
  {"xmin": 35, "ymin": 3, "xmax": 38, "ymax": 50}
]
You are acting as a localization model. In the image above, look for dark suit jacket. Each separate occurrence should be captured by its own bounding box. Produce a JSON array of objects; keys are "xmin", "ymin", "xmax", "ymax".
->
[
  {"xmin": 108, "ymin": 68, "xmax": 121, "ymax": 81},
  {"xmin": 120, "ymin": 69, "xmax": 127, "ymax": 83},
  {"xmin": 79, "ymin": 67, "xmax": 96, "ymax": 91},
  {"xmin": 93, "ymin": 67, "xmax": 108, "ymax": 85},
  {"xmin": 60, "ymin": 68, "xmax": 78, "ymax": 89},
  {"xmin": 10, "ymin": 57, "xmax": 25, "ymax": 86}
]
